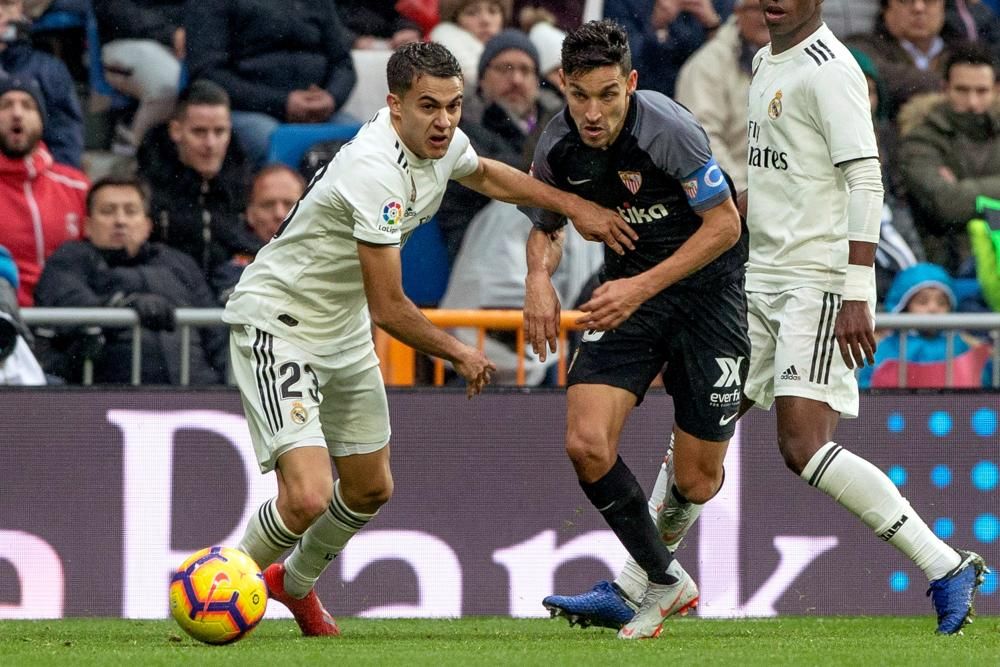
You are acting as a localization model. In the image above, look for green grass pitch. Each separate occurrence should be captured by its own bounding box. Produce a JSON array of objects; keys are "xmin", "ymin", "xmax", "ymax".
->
[{"xmin": 1, "ymin": 616, "xmax": 998, "ymax": 666}]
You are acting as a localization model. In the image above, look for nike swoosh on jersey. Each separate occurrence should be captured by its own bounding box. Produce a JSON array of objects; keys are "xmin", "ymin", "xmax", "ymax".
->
[
  {"xmin": 567, "ymin": 177, "xmax": 592, "ymax": 185},
  {"xmin": 719, "ymin": 412, "xmax": 739, "ymax": 426}
]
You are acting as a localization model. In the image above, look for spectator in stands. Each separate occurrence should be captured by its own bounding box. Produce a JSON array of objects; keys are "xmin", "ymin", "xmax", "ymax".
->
[
  {"xmin": 430, "ymin": 0, "xmax": 510, "ymax": 84},
  {"xmin": 0, "ymin": 245, "xmax": 44, "ymax": 384},
  {"xmin": 437, "ymin": 29, "xmax": 562, "ymax": 259},
  {"xmin": 185, "ymin": 0, "xmax": 357, "ymax": 168},
  {"xmin": 335, "ymin": 0, "xmax": 423, "ymax": 49},
  {"xmin": 520, "ymin": 6, "xmax": 567, "ymax": 92},
  {"xmin": 34, "ymin": 175, "xmax": 227, "ymax": 385},
  {"xmin": 0, "ymin": 0, "xmax": 82, "ymax": 167},
  {"xmin": 858, "ymin": 262, "xmax": 993, "ymax": 387},
  {"xmin": 136, "ymin": 80, "xmax": 251, "ymax": 289},
  {"xmin": 604, "ymin": 0, "xmax": 734, "ymax": 97},
  {"xmin": 513, "ymin": 0, "xmax": 584, "ymax": 31},
  {"xmin": 845, "ymin": 0, "xmax": 952, "ymax": 120},
  {"xmin": 215, "ymin": 164, "xmax": 305, "ymax": 302},
  {"xmin": 93, "ymin": 0, "xmax": 185, "ymax": 153},
  {"xmin": 440, "ymin": 200, "xmax": 602, "ymax": 385},
  {"xmin": 849, "ymin": 48, "xmax": 927, "ymax": 301},
  {"xmin": 0, "ymin": 79, "xmax": 87, "ymax": 306},
  {"xmin": 674, "ymin": 0, "xmax": 768, "ymax": 192},
  {"xmin": 898, "ymin": 43, "xmax": 1000, "ymax": 274}
]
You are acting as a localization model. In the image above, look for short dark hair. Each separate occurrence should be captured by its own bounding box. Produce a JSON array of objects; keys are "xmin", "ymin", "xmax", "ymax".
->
[
  {"xmin": 250, "ymin": 164, "xmax": 306, "ymax": 201},
  {"xmin": 561, "ymin": 20, "xmax": 632, "ymax": 77},
  {"xmin": 86, "ymin": 174, "xmax": 150, "ymax": 215},
  {"xmin": 386, "ymin": 42, "xmax": 463, "ymax": 96},
  {"xmin": 173, "ymin": 79, "xmax": 231, "ymax": 120},
  {"xmin": 945, "ymin": 42, "xmax": 997, "ymax": 81}
]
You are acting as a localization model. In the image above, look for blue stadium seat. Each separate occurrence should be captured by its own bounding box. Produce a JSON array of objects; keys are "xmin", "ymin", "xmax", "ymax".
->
[
  {"xmin": 401, "ymin": 218, "xmax": 451, "ymax": 307},
  {"xmin": 265, "ymin": 123, "xmax": 361, "ymax": 168}
]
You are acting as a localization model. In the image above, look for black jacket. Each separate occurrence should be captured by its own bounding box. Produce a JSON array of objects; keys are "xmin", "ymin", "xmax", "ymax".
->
[
  {"xmin": 34, "ymin": 240, "xmax": 227, "ymax": 385},
  {"xmin": 184, "ymin": 0, "xmax": 356, "ymax": 119},
  {"xmin": 93, "ymin": 0, "xmax": 186, "ymax": 46},
  {"xmin": 137, "ymin": 123, "xmax": 253, "ymax": 282}
]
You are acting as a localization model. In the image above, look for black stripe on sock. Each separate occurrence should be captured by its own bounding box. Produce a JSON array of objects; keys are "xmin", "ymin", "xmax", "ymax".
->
[
  {"xmin": 328, "ymin": 493, "xmax": 369, "ymax": 530},
  {"xmin": 259, "ymin": 500, "xmax": 299, "ymax": 547},
  {"xmin": 808, "ymin": 445, "xmax": 843, "ymax": 488}
]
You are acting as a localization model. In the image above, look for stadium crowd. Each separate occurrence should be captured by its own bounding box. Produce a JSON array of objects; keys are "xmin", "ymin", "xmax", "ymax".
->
[{"xmin": 0, "ymin": 0, "xmax": 999, "ymax": 386}]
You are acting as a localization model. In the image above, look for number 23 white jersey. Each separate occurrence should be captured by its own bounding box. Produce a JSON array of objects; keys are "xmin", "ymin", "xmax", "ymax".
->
[{"xmin": 223, "ymin": 108, "xmax": 479, "ymax": 355}]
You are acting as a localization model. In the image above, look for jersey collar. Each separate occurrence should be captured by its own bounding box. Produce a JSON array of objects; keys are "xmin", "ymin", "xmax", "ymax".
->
[{"xmin": 764, "ymin": 22, "xmax": 830, "ymax": 63}]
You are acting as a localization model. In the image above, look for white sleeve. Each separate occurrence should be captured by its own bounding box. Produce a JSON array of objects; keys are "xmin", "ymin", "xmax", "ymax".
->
[
  {"xmin": 448, "ymin": 128, "xmax": 480, "ymax": 180},
  {"xmin": 841, "ymin": 157, "xmax": 884, "ymax": 244},
  {"xmin": 338, "ymin": 155, "xmax": 409, "ymax": 246},
  {"xmin": 810, "ymin": 60, "xmax": 879, "ymax": 165}
]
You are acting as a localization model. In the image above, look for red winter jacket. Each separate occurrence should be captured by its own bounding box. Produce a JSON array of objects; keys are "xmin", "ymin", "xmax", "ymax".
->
[{"xmin": 0, "ymin": 144, "xmax": 88, "ymax": 305}]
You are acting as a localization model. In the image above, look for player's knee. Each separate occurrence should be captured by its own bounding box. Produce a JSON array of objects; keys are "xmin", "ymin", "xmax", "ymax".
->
[
  {"xmin": 282, "ymin": 487, "xmax": 333, "ymax": 530},
  {"xmin": 565, "ymin": 431, "xmax": 614, "ymax": 479},
  {"xmin": 339, "ymin": 475, "xmax": 393, "ymax": 514},
  {"xmin": 675, "ymin": 469, "xmax": 723, "ymax": 505},
  {"xmin": 776, "ymin": 435, "xmax": 814, "ymax": 476}
]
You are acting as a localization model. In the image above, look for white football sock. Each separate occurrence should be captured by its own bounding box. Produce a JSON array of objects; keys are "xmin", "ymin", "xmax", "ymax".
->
[
  {"xmin": 283, "ymin": 480, "xmax": 377, "ymax": 598},
  {"xmin": 237, "ymin": 496, "xmax": 301, "ymax": 569},
  {"xmin": 802, "ymin": 442, "xmax": 960, "ymax": 581},
  {"xmin": 614, "ymin": 452, "xmax": 672, "ymax": 603}
]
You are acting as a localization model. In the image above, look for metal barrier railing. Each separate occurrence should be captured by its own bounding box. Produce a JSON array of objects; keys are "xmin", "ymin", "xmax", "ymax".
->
[{"xmin": 19, "ymin": 308, "xmax": 1000, "ymax": 388}]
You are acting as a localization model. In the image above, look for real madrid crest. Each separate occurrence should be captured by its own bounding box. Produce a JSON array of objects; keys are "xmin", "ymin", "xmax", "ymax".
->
[
  {"xmin": 290, "ymin": 401, "xmax": 308, "ymax": 425},
  {"xmin": 618, "ymin": 171, "xmax": 642, "ymax": 195},
  {"xmin": 768, "ymin": 90, "xmax": 783, "ymax": 119}
]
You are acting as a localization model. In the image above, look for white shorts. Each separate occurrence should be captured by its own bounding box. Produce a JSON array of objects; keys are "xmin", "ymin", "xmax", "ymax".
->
[
  {"xmin": 745, "ymin": 288, "xmax": 870, "ymax": 418},
  {"xmin": 229, "ymin": 324, "xmax": 391, "ymax": 473}
]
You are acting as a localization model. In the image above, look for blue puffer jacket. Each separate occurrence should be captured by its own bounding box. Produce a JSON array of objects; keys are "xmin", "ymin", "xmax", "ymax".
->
[
  {"xmin": 859, "ymin": 263, "xmax": 993, "ymax": 388},
  {"xmin": 0, "ymin": 39, "xmax": 83, "ymax": 168}
]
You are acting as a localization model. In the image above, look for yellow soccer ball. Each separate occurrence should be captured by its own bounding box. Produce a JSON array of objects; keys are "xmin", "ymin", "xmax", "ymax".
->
[{"xmin": 169, "ymin": 546, "xmax": 268, "ymax": 644}]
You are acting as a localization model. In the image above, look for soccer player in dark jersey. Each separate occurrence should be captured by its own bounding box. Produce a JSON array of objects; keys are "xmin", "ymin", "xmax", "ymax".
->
[{"xmin": 521, "ymin": 19, "xmax": 749, "ymax": 640}]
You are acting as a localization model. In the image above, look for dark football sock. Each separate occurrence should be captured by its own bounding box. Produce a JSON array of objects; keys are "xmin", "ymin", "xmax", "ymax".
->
[{"xmin": 579, "ymin": 456, "xmax": 677, "ymax": 585}]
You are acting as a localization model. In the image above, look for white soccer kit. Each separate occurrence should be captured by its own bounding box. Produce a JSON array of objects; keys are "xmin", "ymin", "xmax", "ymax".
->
[
  {"xmin": 744, "ymin": 24, "xmax": 879, "ymax": 416},
  {"xmin": 224, "ymin": 109, "xmax": 480, "ymax": 470}
]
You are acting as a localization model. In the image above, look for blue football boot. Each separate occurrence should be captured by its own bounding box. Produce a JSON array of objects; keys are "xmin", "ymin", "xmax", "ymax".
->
[
  {"xmin": 927, "ymin": 549, "xmax": 989, "ymax": 635},
  {"xmin": 542, "ymin": 580, "xmax": 637, "ymax": 629}
]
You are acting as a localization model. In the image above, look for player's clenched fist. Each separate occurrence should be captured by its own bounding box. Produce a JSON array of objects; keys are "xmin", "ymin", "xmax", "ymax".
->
[{"xmin": 454, "ymin": 347, "xmax": 497, "ymax": 398}]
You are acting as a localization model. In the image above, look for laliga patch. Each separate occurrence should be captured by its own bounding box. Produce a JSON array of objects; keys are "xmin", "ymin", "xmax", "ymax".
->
[
  {"xmin": 380, "ymin": 198, "xmax": 404, "ymax": 226},
  {"xmin": 290, "ymin": 401, "xmax": 308, "ymax": 425}
]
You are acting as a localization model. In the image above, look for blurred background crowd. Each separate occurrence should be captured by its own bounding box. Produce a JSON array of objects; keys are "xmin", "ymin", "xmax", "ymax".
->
[{"xmin": 0, "ymin": 0, "xmax": 999, "ymax": 388}]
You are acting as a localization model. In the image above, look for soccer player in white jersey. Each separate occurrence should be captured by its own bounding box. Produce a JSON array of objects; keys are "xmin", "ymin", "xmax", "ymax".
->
[
  {"xmin": 543, "ymin": 0, "xmax": 989, "ymax": 635},
  {"xmin": 222, "ymin": 42, "xmax": 638, "ymax": 637}
]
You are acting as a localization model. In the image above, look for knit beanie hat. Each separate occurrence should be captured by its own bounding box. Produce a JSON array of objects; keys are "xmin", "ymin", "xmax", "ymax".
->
[
  {"xmin": 0, "ymin": 76, "xmax": 46, "ymax": 127},
  {"xmin": 478, "ymin": 29, "xmax": 540, "ymax": 82},
  {"xmin": 529, "ymin": 21, "xmax": 566, "ymax": 76}
]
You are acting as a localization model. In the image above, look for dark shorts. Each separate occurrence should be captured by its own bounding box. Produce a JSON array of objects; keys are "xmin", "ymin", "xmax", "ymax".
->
[{"xmin": 567, "ymin": 279, "xmax": 750, "ymax": 441}]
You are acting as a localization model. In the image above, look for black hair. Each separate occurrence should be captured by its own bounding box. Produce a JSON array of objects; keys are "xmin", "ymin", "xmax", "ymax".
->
[
  {"xmin": 944, "ymin": 41, "xmax": 997, "ymax": 82},
  {"xmin": 386, "ymin": 42, "xmax": 463, "ymax": 95},
  {"xmin": 560, "ymin": 19, "xmax": 632, "ymax": 77},
  {"xmin": 86, "ymin": 174, "xmax": 151, "ymax": 215},
  {"xmin": 173, "ymin": 79, "xmax": 231, "ymax": 120}
]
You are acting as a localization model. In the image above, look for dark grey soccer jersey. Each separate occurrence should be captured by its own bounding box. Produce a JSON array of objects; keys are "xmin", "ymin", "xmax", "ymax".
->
[{"xmin": 522, "ymin": 90, "xmax": 747, "ymax": 290}]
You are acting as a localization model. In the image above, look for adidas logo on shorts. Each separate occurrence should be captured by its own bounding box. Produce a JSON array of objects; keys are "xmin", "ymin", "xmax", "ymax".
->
[{"xmin": 779, "ymin": 365, "xmax": 801, "ymax": 381}]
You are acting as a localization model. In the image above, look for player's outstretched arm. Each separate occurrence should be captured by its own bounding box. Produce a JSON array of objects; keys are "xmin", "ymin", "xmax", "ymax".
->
[
  {"xmin": 456, "ymin": 157, "xmax": 637, "ymax": 255},
  {"xmin": 577, "ymin": 197, "xmax": 741, "ymax": 331},
  {"xmin": 358, "ymin": 242, "xmax": 496, "ymax": 396},
  {"xmin": 524, "ymin": 226, "xmax": 565, "ymax": 361}
]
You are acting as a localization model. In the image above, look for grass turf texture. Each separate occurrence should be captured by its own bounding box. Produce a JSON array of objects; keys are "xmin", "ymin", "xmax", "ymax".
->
[{"xmin": 1, "ymin": 617, "xmax": 998, "ymax": 666}]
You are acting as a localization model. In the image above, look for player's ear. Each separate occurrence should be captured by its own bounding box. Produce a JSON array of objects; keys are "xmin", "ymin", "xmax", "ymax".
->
[
  {"xmin": 626, "ymin": 69, "xmax": 638, "ymax": 95},
  {"xmin": 386, "ymin": 92, "xmax": 402, "ymax": 117}
]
